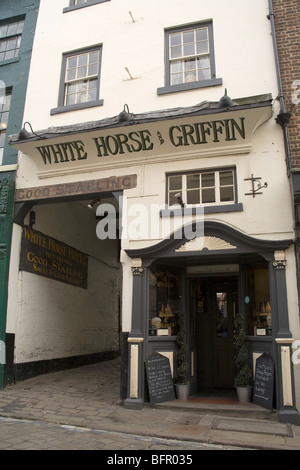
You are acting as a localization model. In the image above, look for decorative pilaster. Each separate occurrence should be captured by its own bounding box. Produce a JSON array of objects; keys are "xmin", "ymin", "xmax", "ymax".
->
[
  {"xmin": 275, "ymin": 338, "xmax": 299, "ymax": 425},
  {"xmin": 124, "ymin": 258, "xmax": 146, "ymax": 410},
  {"xmin": 0, "ymin": 173, "xmax": 15, "ymax": 389},
  {"xmin": 271, "ymin": 251, "xmax": 300, "ymax": 425}
]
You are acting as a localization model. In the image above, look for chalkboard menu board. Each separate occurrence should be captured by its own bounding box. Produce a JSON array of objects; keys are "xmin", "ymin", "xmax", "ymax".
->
[
  {"xmin": 145, "ymin": 353, "xmax": 175, "ymax": 404},
  {"xmin": 253, "ymin": 353, "xmax": 275, "ymax": 410}
]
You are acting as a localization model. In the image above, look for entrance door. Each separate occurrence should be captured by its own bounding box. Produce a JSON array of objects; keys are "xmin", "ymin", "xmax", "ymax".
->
[
  {"xmin": 211, "ymin": 280, "xmax": 237, "ymax": 388},
  {"xmin": 188, "ymin": 276, "xmax": 238, "ymax": 392}
]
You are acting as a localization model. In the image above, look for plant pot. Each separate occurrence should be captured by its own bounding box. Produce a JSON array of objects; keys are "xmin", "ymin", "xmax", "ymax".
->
[
  {"xmin": 236, "ymin": 386, "xmax": 252, "ymax": 403},
  {"xmin": 175, "ymin": 383, "xmax": 190, "ymax": 400}
]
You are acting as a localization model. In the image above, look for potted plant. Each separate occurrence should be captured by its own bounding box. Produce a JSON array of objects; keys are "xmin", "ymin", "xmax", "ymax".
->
[
  {"xmin": 234, "ymin": 314, "xmax": 253, "ymax": 403},
  {"xmin": 173, "ymin": 314, "xmax": 190, "ymax": 400}
]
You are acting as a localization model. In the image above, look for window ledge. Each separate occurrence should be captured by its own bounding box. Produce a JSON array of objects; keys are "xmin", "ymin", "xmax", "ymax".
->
[
  {"xmin": 63, "ymin": 0, "xmax": 110, "ymax": 13},
  {"xmin": 160, "ymin": 203, "xmax": 243, "ymax": 218},
  {"xmin": 157, "ymin": 77, "xmax": 223, "ymax": 95},
  {"xmin": 0, "ymin": 57, "xmax": 20, "ymax": 67},
  {"xmin": 50, "ymin": 99, "xmax": 104, "ymax": 115}
]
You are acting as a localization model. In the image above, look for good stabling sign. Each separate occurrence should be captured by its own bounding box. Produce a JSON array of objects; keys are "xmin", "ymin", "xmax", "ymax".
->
[
  {"xmin": 20, "ymin": 226, "xmax": 88, "ymax": 289},
  {"xmin": 253, "ymin": 353, "xmax": 275, "ymax": 410},
  {"xmin": 145, "ymin": 353, "xmax": 175, "ymax": 404}
]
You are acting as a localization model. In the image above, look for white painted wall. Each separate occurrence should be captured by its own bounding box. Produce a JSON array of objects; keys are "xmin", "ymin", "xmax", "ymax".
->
[
  {"xmin": 23, "ymin": 0, "xmax": 276, "ymax": 129},
  {"xmin": 7, "ymin": 201, "xmax": 120, "ymax": 363}
]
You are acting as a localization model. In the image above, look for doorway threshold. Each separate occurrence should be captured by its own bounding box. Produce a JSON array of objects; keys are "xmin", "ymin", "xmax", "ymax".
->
[{"xmin": 150, "ymin": 394, "xmax": 278, "ymax": 421}]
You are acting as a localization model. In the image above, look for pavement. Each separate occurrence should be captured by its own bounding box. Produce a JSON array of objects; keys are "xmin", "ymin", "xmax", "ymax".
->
[{"xmin": 0, "ymin": 357, "xmax": 299, "ymax": 450}]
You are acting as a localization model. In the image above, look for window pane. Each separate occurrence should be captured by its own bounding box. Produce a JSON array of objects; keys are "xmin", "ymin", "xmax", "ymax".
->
[
  {"xmin": 220, "ymin": 187, "xmax": 234, "ymax": 202},
  {"xmin": 187, "ymin": 189, "xmax": 200, "ymax": 204},
  {"xmin": 183, "ymin": 43, "xmax": 195, "ymax": 56},
  {"xmin": 0, "ymin": 132, "xmax": 6, "ymax": 147},
  {"xmin": 183, "ymin": 31, "xmax": 194, "ymax": 44},
  {"xmin": 89, "ymin": 51, "xmax": 99, "ymax": 64},
  {"xmin": 0, "ymin": 26, "xmax": 8, "ymax": 38},
  {"xmin": 171, "ymin": 73, "xmax": 183, "ymax": 85},
  {"xmin": 170, "ymin": 45, "xmax": 182, "ymax": 59},
  {"xmin": 78, "ymin": 92, "xmax": 86, "ymax": 103},
  {"xmin": 220, "ymin": 170, "xmax": 233, "ymax": 186},
  {"xmin": 7, "ymin": 23, "xmax": 18, "ymax": 36},
  {"xmin": 187, "ymin": 174, "xmax": 200, "ymax": 189},
  {"xmin": 7, "ymin": 38, "xmax": 17, "ymax": 50},
  {"xmin": 88, "ymin": 63, "xmax": 98, "ymax": 76},
  {"xmin": 5, "ymin": 50, "xmax": 15, "ymax": 60},
  {"xmin": 77, "ymin": 65, "xmax": 87, "ymax": 78},
  {"xmin": 77, "ymin": 80, "xmax": 87, "ymax": 92},
  {"xmin": 202, "ymin": 173, "xmax": 215, "ymax": 187},
  {"xmin": 67, "ymin": 56, "xmax": 77, "ymax": 69},
  {"xmin": 66, "ymin": 93, "xmax": 76, "ymax": 106},
  {"xmin": 88, "ymin": 88, "xmax": 97, "ymax": 101},
  {"xmin": 169, "ymin": 175, "xmax": 182, "ymax": 190},
  {"xmin": 170, "ymin": 33, "xmax": 181, "ymax": 47},
  {"xmin": 198, "ymin": 68, "xmax": 211, "ymax": 81},
  {"xmin": 202, "ymin": 188, "xmax": 215, "ymax": 203},
  {"xmin": 169, "ymin": 192, "xmax": 180, "ymax": 206},
  {"xmin": 66, "ymin": 68, "xmax": 76, "ymax": 81},
  {"xmin": 171, "ymin": 61, "xmax": 182, "ymax": 73},
  {"xmin": 78, "ymin": 53, "xmax": 88, "ymax": 66},
  {"xmin": 67, "ymin": 82, "xmax": 76, "ymax": 94},
  {"xmin": 0, "ymin": 111, "xmax": 9, "ymax": 128},
  {"xmin": 17, "ymin": 21, "xmax": 24, "ymax": 34},
  {"xmin": 196, "ymin": 28, "xmax": 208, "ymax": 41},
  {"xmin": 3, "ymin": 94, "xmax": 11, "ymax": 112},
  {"xmin": 87, "ymin": 78, "xmax": 97, "ymax": 90},
  {"xmin": 184, "ymin": 59, "xmax": 197, "ymax": 82},
  {"xmin": 196, "ymin": 41, "xmax": 209, "ymax": 54}
]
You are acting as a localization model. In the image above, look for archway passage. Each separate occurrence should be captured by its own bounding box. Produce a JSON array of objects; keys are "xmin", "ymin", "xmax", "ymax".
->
[{"xmin": 6, "ymin": 192, "xmax": 123, "ymax": 386}]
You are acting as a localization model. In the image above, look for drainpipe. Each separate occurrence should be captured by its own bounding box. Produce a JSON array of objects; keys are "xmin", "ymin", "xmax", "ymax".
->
[{"xmin": 267, "ymin": 0, "xmax": 292, "ymax": 175}]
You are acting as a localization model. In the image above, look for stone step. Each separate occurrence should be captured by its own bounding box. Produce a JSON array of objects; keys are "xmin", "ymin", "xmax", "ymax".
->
[{"xmin": 151, "ymin": 397, "xmax": 279, "ymax": 421}]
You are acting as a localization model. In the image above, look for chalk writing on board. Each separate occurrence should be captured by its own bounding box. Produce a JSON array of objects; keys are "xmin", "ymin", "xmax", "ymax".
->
[
  {"xmin": 253, "ymin": 353, "xmax": 274, "ymax": 410},
  {"xmin": 145, "ymin": 353, "xmax": 175, "ymax": 404}
]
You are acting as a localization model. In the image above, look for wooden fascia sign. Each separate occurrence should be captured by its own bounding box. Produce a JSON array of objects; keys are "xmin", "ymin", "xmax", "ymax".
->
[{"xmin": 12, "ymin": 105, "xmax": 272, "ymax": 177}]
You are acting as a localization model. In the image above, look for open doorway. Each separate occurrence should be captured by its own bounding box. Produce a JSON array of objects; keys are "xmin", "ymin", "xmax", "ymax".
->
[{"xmin": 188, "ymin": 276, "xmax": 238, "ymax": 396}]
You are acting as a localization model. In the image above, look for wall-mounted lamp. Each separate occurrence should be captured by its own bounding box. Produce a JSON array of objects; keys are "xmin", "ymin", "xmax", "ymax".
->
[
  {"xmin": 87, "ymin": 199, "xmax": 101, "ymax": 209},
  {"xmin": 18, "ymin": 122, "xmax": 45, "ymax": 141},
  {"xmin": 175, "ymin": 193, "xmax": 185, "ymax": 208},
  {"xmin": 218, "ymin": 88, "xmax": 234, "ymax": 109},
  {"xmin": 118, "ymin": 104, "xmax": 133, "ymax": 124}
]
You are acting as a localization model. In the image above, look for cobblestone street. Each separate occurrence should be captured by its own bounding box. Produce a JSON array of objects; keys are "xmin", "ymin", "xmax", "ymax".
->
[{"xmin": 0, "ymin": 416, "xmax": 238, "ymax": 451}]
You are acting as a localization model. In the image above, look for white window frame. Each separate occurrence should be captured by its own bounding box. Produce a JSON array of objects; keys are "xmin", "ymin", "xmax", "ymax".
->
[
  {"xmin": 157, "ymin": 21, "xmax": 222, "ymax": 95},
  {"xmin": 167, "ymin": 168, "xmax": 237, "ymax": 208},
  {"xmin": 51, "ymin": 45, "xmax": 103, "ymax": 115},
  {"xmin": 0, "ymin": 17, "xmax": 25, "ymax": 63}
]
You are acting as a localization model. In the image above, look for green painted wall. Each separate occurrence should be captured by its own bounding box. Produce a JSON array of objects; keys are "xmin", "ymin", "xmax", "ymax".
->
[{"xmin": 0, "ymin": 0, "xmax": 40, "ymax": 387}]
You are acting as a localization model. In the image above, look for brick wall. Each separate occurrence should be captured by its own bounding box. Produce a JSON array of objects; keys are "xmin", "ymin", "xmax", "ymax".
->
[{"xmin": 272, "ymin": 0, "xmax": 300, "ymax": 167}]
